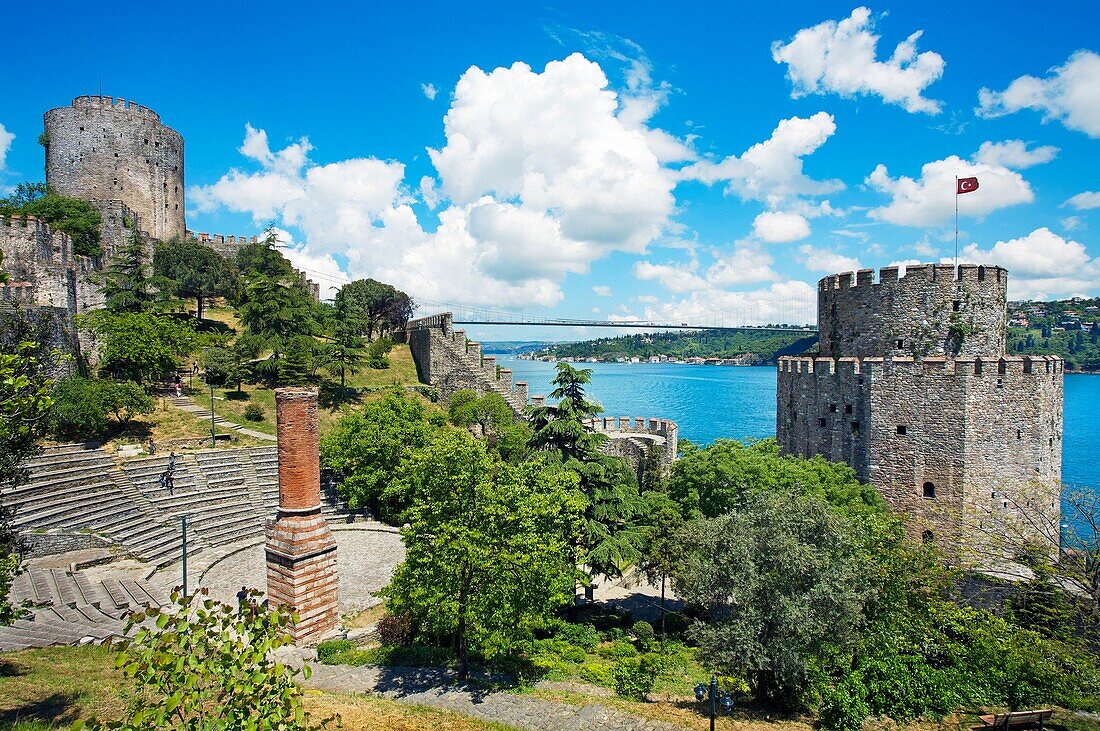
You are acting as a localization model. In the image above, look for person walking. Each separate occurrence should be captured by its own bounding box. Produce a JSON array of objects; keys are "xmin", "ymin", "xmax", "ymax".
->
[{"xmin": 147, "ymin": 437, "xmax": 156, "ymax": 455}]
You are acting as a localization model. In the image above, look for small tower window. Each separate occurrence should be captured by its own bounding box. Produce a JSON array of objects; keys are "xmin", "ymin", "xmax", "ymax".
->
[
  {"xmin": 1017, "ymin": 429, "xmax": 1022, "ymax": 440},
  {"xmin": 844, "ymin": 404, "xmax": 853, "ymax": 414},
  {"xmin": 818, "ymin": 418, "xmax": 827, "ymax": 428},
  {"xmin": 829, "ymin": 404, "xmax": 837, "ymax": 412},
  {"xmin": 896, "ymin": 425, "xmax": 907, "ymax": 435},
  {"xmin": 952, "ymin": 300, "xmax": 961, "ymax": 312},
  {"xmin": 896, "ymin": 339, "xmax": 904, "ymax": 348},
  {"xmin": 851, "ymin": 422, "xmax": 860, "ymax": 434},
  {"xmin": 923, "ymin": 482, "xmax": 936, "ymax": 499}
]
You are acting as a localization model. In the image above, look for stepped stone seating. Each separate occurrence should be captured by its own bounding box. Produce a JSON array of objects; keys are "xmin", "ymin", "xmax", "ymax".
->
[
  {"xmin": 0, "ymin": 567, "xmax": 165, "ymax": 651},
  {"xmin": 3, "ymin": 444, "xmax": 366, "ymax": 572}
]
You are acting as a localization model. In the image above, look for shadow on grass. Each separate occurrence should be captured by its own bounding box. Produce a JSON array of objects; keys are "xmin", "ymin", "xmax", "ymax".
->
[
  {"xmin": 0, "ymin": 659, "xmax": 23, "ymax": 677},
  {"xmin": 0, "ymin": 691, "xmax": 83, "ymax": 726},
  {"xmin": 318, "ymin": 383, "xmax": 365, "ymax": 410}
]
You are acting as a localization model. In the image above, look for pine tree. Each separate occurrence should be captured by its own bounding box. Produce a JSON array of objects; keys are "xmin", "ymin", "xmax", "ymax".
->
[{"xmin": 100, "ymin": 228, "xmax": 154, "ymax": 313}]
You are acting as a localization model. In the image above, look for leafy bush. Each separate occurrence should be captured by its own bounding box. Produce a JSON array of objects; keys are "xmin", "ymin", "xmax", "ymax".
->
[
  {"xmin": 367, "ymin": 337, "xmax": 393, "ymax": 369},
  {"xmin": 819, "ymin": 674, "xmax": 871, "ymax": 731},
  {"xmin": 559, "ymin": 644, "xmax": 588, "ymax": 663},
  {"xmin": 580, "ymin": 661, "xmax": 615, "ymax": 686},
  {"xmin": 376, "ymin": 612, "xmax": 414, "ymax": 646},
  {"xmin": 0, "ymin": 182, "xmax": 103, "ymax": 256},
  {"xmin": 550, "ymin": 621, "xmax": 600, "ymax": 650},
  {"xmin": 243, "ymin": 403, "xmax": 265, "ymax": 422},
  {"xmin": 632, "ymin": 620, "xmax": 656, "ymax": 651},
  {"xmin": 597, "ymin": 638, "xmax": 638, "ymax": 659},
  {"xmin": 612, "ymin": 656, "xmax": 657, "ymax": 701},
  {"xmin": 50, "ymin": 377, "xmax": 154, "ymax": 439},
  {"xmin": 79, "ymin": 589, "xmax": 335, "ymax": 731}
]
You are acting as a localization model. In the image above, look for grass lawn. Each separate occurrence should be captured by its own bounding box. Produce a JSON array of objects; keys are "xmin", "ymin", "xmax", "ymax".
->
[
  {"xmin": 188, "ymin": 342, "xmax": 425, "ymax": 437},
  {"xmin": 0, "ymin": 646, "xmax": 514, "ymax": 731}
]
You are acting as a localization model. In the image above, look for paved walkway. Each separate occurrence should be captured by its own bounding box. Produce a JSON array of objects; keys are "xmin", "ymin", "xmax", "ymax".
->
[
  {"xmin": 304, "ymin": 663, "xmax": 688, "ymax": 731},
  {"xmin": 169, "ymin": 395, "xmax": 276, "ymax": 441}
]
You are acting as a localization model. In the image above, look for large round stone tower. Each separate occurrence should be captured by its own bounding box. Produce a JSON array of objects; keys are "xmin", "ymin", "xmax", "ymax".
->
[
  {"xmin": 44, "ymin": 96, "xmax": 185, "ymax": 240},
  {"xmin": 777, "ymin": 263, "xmax": 1063, "ymax": 562}
]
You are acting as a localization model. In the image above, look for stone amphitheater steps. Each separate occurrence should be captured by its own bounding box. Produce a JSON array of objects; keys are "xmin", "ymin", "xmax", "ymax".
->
[{"xmin": 0, "ymin": 568, "xmax": 164, "ymax": 651}]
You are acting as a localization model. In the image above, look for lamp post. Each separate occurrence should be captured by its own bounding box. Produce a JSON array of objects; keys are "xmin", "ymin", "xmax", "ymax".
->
[
  {"xmin": 181, "ymin": 514, "xmax": 188, "ymax": 596},
  {"xmin": 694, "ymin": 675, "xmax": 733, "ymax": 731},
  {"xmin": 209, "ymin": 379, "xmax": 216, "ymax": 447}
]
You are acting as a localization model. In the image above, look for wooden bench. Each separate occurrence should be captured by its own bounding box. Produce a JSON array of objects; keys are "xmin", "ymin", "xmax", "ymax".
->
[{"xmin": 977, "ymin": 709, "xmax": 1054, "ymax": 730}]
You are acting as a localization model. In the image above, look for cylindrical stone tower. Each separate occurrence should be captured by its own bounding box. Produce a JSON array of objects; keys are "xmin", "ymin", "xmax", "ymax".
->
[
  {"xmin": 44, "ymin": 96, "xmax": 185, "ymax": 240},
  {"xmin": 265, "ymin": 388, "xmax": 339, "ymax": 644}
]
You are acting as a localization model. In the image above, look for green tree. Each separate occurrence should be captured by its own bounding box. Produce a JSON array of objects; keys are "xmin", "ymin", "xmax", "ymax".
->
[
  {"xmin": 637, "ymin": 504, "xmax": 686, "ymax": 642},
  {"xmin": 448, "ymin": 389, "xmax": 515, "ymax": 443},
  {"xmin": 50, "ymin": 377, "xmax": 154, "ymax": 439},
  {"xmin": 79, "ymin": 589, "xmax": 335, "ymax": 731},
  {"xmin": 0, "ymin": 342, "xmax": 54, "ymax": 625},
  {"xmin": 320, "ymin": 393, "xmax": 442, "ymax": 521},
  {"xmin": 318, "ymin": 323, "xmax": 366, "ymax": 391},
  {"xmin": 674, "ymin": 489, "xmax": 869, "ymax": 710},
  {"xmin": 334, "ymin": 278, "xmax": 414, "ymax": 339},
  {"xmin": 0, "ymin": 182, "xmax": 103, "ymax": 256},
  {"xmin": 80, "ymin": 311, "xmax": 197, "ymax": 384},
  {"xmin": 527, "ymin": 363, "xmax": 647, "ymax": 588},
  {"xmin": 381, "ymin": 430, "xmax": 584, "ymax": 679},
  {"xmin": 99, "ymin": 228, "xmax": 154, "ymax": 313},
  {"xmin": 667, "ymin": 438, "xmax": 882, "ymax": 519},
  {"xmin": 153, "ymin": 238, "xmax": 234, "ymax": 320}
]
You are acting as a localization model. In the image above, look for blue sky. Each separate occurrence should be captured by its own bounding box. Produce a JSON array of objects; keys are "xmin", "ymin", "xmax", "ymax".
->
[{"xmin": 2, "ymin": 1, "xmax": 1099, "ymax": 341}]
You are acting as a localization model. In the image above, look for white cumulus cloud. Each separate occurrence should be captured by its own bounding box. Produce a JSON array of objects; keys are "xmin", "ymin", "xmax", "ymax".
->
[
  {"xmin": 864, "ymin": 141, "xmax": 1049, "ymax": 227},
  {"xmin": 592, "ymin": 285, "xmax": 613, "ymax": 297},
  {"xmin": 771, "ymin": 6, "xmax": 945, "ymax": 114},
  {"xmin": 973, "ymin": 140, "xmax": 1058, "ymax": 169},
  {"xmin": 977, "ymin": 50, "xmax": 1100, "ymax": 137},
  {"xmin": 420, "ymin": 83, "xmax": 438, "ymax": 100},
  {"xmin": 752, "ymin": 211, "xmax": 811, "ymax": 242},
  {"xmin": 797, "ymin": 245, "xmax": 861, "ymax": 274},
  {"xmin": 706, "ymin": 243, "xmax": 779, "ymax": 286},
  {"xmin": 640, "ymin": 280, "xmax": 818, "ymax": 327},
  {"xmin": 680, "ymin": 112, "xmax": 844, "ymax": 207},
  {"xmin": 1066, "ymin": 191, "xmax": 1100, "ymax": 210},
  {"xmin": 0, "ymin": 123, "xmax": 14, "ymax": 173},
  {"xmin": 633, "ymin": 260, "xmax": 707, "ymax": 293},
  {"xmin": 957, "ymin": 227, "xmax": 1100, "ymax": 299}
]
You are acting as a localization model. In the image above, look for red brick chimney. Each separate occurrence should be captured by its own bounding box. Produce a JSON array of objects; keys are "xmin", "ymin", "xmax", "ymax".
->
[{"xmin": 265, "ymin": 387, "xmax": 339, "ymax": 644}]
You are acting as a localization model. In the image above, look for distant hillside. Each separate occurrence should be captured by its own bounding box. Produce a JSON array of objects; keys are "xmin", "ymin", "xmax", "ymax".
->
[
  {"xmin": 479, "ymin": 341, "xmax": 555, "ymax": 355},
  {"xmin": 1008, "ymin": 298, "xmax": 1100, "ymax": 371},
  {"xmin": 533, "ymin": 329, "xmax": 817, "ymax": 364}
]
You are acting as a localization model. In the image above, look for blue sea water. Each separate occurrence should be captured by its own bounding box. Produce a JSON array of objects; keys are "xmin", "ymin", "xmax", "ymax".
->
[{"xmin": 501, "ymin": 358, "xmax": 1098, "ymax": 491}]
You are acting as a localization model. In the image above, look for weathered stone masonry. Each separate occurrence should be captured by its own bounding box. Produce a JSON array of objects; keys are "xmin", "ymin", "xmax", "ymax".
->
[
  {"xmin": 266, "ymin": 388, "xmax": 339, "ymax": 644},
  {"xmin": 402, "ymin": 313, "xmax": 681, "ymax": 476},
  {"xmin": 778, "ymin": 264, "xmax": 1063, "ymax": 558}
]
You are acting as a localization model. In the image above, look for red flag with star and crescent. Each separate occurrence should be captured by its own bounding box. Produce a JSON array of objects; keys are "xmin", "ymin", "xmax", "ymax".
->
[{"xmin": 957, "ymin": 177, "xmax": 979, "ymax": 194}]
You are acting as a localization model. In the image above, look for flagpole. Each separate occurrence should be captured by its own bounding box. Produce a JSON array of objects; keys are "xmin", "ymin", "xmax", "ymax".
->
[{"xmin": 954, "ymin": 175, "xmax": 959, "ymax": 268}]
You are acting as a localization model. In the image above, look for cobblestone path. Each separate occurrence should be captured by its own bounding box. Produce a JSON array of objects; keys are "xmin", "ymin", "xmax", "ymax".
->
[{"xmin": 305, "ymin": 663, "xmax": 689, "ymax": 731}]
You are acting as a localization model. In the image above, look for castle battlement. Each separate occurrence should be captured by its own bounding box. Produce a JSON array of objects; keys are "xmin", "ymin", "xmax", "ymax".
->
[
  {"xmin": 70, "ymin": 96, "xmax": 162, "ymax": 122},
  {"xmin": 584, "ymin": 416, "xmax": 678, "ymax": 440},
  {"xmin": 819, "ymin": 263, "xmax": 1007, "ymax": 292},
  {"xmin": 778, "ymin": 354, "xmax": 1063, "ymax": 377}
]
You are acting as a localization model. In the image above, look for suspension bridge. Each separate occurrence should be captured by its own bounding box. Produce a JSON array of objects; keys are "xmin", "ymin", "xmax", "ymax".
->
[{"xmin": 290, "ymin": 265, "xmax": 818, "ymax": 333}]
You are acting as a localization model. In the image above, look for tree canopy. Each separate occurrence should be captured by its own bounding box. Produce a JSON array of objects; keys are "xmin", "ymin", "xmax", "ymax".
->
[
  {"xmin": 0, "ymin": 182, "xmax": 103, "ymax": 257},
  {"xmin": 153, "ymin": 238, "xmax": 234, "ymax": 320},
  {"xmin": 381, "ymin": 430, "xmax": 584, "ymax": 679}
]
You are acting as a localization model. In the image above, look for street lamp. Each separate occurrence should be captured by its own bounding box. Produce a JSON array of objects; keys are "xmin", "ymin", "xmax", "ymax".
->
[{"xmin": 694, "ymin": 675, "xmax": 734, "ymax": 731}]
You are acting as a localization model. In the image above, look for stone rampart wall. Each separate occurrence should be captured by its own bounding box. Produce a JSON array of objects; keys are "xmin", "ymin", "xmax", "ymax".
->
[
  {"xmin": 817, "ymin": 264, "xmax": 1008, "ymax": 359},
  {"xmin": 777, "ymin": 355, "xmax": 1062, "ymax": 550}
]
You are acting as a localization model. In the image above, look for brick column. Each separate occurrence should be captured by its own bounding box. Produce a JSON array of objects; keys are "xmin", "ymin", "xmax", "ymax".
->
[{"xmin": 265, "ymin": 388, "xmax": 339, "ymax": 644}]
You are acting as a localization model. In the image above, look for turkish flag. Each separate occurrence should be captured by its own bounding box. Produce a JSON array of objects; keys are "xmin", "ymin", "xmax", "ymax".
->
[{"xmin": 957, "ymin": 177, "xmax": 979, "ymax": 194}]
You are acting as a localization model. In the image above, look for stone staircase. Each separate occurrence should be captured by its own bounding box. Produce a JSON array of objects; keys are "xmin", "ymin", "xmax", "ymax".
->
[
  {"xmin": 0, "ymin": 567, "xmax": 165, "ymax": 651},
  {"xmin": 169, "ymin": 395, "xmax": 244, "ymax": 432}
]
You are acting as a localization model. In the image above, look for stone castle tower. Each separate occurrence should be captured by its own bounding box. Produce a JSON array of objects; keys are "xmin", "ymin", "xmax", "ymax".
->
[
  {"xmin": 44, "ymin": 96, "xmax": 185, "ymax": 241},
  {"xmin": 777, "ymin": 264, "xmax": 1063, "ymax": 558}
]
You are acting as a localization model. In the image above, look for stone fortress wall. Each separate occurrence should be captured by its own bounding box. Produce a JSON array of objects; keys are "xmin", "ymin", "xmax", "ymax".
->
[
  {"xmin": 778, "ymin": 264, "xmax": 1063, "ymax": 558},
  {"xmin": 44, "ymin": 96, "xmax": 185, "ymax": 241},
  {"xmin": 402, "ymin": 312, "xmax": 680, "ymax": 476},
  {"xmin": 818, "ymin": 264, "xmax": 1007, "ymax": 358}
]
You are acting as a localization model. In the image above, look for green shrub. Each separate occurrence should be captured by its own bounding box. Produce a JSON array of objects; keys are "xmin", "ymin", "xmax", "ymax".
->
[
  {"xmin": 632, "ymin": 620, "xmax": 655, "ymax": 651},
  {"xmin": 597, "ymin": 638, "xmax": 638, "ymax": 659},
  {"xmin": 243, "ymin": 403, "xmax": 265, "ymax": 422},
  {"xmin": 601, "ymin": 626, "xmax": 626, "ymax": 642},
  {"xmin": 552, "ymin": 622, "xmax": 600, "ymax": 650},
  {"xmin": 317, "ymin": 639, "xmax": 355, "ymax": 664},
  {"xmin": 819, "ymin": 674, "xmax": 871, "ymax": 731},
  {"xmin": 580, "ymin": 661, "xmax": 615, "ymax": 686},
  {"xmin": 50, "ymin": 376, "xmax": 154, "ymax": 439},
  {"xmin": 367, "ymin": 643, "xmax": 453, "ymax": 667},
  {"xmin": 612, "ymin": 657, "xmax": 657, "ymax": 701},
  {"xmin": 559, "ymin": 644, "xmax": 588, "ymax": 663}
]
